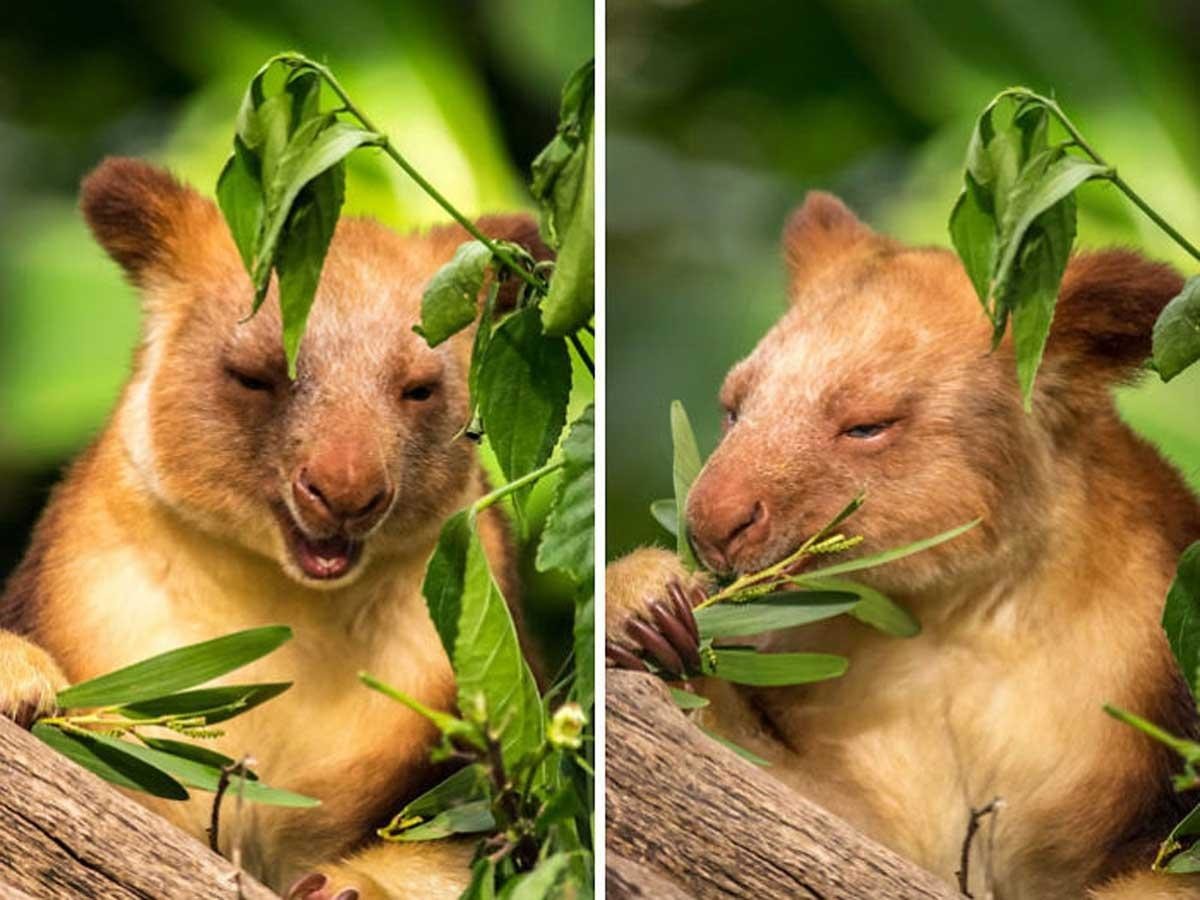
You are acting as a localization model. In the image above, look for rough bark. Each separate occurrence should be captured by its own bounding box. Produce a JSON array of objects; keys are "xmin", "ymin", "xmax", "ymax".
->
[
  {"xmin": 0, "ymin": 716, "xmax": 277, "ymax": 899},
  {"xmin": 606, "ymin": 669, "xmax": 961, "ymax": 899}
]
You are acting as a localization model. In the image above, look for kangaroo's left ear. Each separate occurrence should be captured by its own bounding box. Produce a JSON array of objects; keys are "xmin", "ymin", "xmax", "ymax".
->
[{"xmin": 1042, "ymin": 249, "xmax": 1184, "ymax": 387}]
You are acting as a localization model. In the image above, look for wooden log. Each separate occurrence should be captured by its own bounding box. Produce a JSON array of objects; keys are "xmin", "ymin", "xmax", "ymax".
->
[
  {"xmin": 0, "ymin": 716, "xmax": 277, "ymax": 899},
  {"xmin": 605, "ymin": 670, "xmax": 961, "ymax": 899}
]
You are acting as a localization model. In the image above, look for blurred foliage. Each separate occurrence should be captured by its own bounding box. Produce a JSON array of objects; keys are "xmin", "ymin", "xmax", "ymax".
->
[
  {"xmin": 607, "ymin": 0, "xmax": 1200, "ymax": 559},
  {"xmin": 0, "ymin": 0, "xmax": 592, "ymax": 664}
]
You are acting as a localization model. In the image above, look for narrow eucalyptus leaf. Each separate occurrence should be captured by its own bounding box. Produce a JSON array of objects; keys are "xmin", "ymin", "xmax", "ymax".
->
[
  {"xmin": 669, "ymin": 687, "xmax": 709, "ymax": 710},
  {"xmin": 799, "ymin": 577, "xmax": 920, "ymax": 637},
  {"xmin": 1153, "ymin": 277, "xmax": 1200, "ymax": 383},
  {"xmin": 670, "ymin": 401, "xmax": 703, "ymax": 569},
  {"xmin": 85, "ymin": 732, "xmax": 319, "ymax": 807},
  {"xmin": 797, "ymin": 519, "xmax": 980, "ymax": 581},
  {"xmin": 32, "ymin": 723, "xmax": 189, "ymax": 800},
  {"xmin": 694, "ymin": 592, "xmax": 858, "ymax": 640},
  {"xmin": 698, "ymin": 726, "xmax": 769, "ymax": 766},
  {"xmin": 650, "ymin": 499, "xmax": 679, "ymax": 537},
  {"xmin": 56, "ymin": 626, "xmax": 292, "ymax": 709},
  {"xmin": 117, "ymin": 682, "xmax": 291, "ymax": 724},
  {"xmin": 711, "ymin": 649, "xmax": 848, "ymax": 687}
]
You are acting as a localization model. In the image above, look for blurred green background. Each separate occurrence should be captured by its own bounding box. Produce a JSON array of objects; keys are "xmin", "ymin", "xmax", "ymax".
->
[
  {"xmin": 607, "ymin": 0, "xmax": 1200, "ymax": 559},
  {"xmin": 0, "ymin": 0, "xmax": 592, "ymax": 664}
]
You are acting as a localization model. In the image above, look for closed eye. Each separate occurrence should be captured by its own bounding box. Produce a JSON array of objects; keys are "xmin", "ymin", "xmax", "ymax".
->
[
  {"xmin": 225, "ymin": 366, "xmax": 275, "ymax": 393},
  {"xmin": 403, "ymin": 383, "xmax": 437, "ymax": 402},
  {"xmin": 842, "ymin": 420, "xmax": 896, "ymax": 439}
]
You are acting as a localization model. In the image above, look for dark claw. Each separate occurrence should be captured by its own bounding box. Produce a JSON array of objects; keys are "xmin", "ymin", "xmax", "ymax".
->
[
  {"xmin": 667, "ymin": 581, "xmax": 701, "ymax": 644},
  {"xmin": 626, "ymin": 618, "xmax": 685, "ymax": 677},
  {"xmin": 649, "ymin": 600, "xmax": 701, "ymax": 672},
  {"xmin": 605, "ymin": 641, "xmax": 648, "ymax": 671}
]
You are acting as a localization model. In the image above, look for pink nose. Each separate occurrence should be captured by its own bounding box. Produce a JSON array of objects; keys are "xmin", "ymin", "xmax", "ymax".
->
[
  {"xmin": 688, "ymin": 492, "xmax": 770, "ymax": 572},
  {"xmin": 291, "ymin": 449, "xmax": 393, "ymax": 533}
]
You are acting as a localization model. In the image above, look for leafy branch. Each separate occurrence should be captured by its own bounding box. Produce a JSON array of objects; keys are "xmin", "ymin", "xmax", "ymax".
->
[{"xmin": 949, "ymin": 86, "xmax": 1200, "ymax": 405}]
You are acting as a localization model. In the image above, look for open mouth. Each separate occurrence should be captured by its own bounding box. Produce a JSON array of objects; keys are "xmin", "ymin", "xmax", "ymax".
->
[{"xmin": 278, "ymin": 512, "xmax": 363, "ymax": 581}]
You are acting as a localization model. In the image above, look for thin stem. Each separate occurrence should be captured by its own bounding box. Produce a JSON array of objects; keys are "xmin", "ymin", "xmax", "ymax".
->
[
  {"xmin": 472, "ymin": 459, "xmax": 566, "ymax": 515},
  {"xmin": 568, "ymin": 332, "xmax": 594, "ymax": 376},
  {"xmin": 993, "ymin": 88, "xmax": 1200, "ymax": 264},
  {"xmin": 275, "ymin": 54, "xmax": 547, "ymax": 291}
]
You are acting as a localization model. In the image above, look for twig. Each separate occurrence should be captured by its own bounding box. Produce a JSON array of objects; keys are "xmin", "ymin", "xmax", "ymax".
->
[
  {"xmin": 208, "ymin": 765, "xmax": 234, "ymax": 852},
  {"xmin": 956, "ymin": 797, "xmax": 1000, "ymax": 898},
  {"xmin": 568, "ymin": 332, "xmax": 594, "ymax": 376}
]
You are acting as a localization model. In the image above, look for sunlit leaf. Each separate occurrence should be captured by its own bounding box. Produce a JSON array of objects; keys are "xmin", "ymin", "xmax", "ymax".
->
[
  {"xmin": 797, "ymin": 519, "xmax": 980, "ymax": 581},
  {"xmin": 694, "ymin": 592, "xmax": 858, "ymax": 640},
  {"xmin": 57, "ymin": 626, "xmax": 292, "ymax": 709},
  {"xmin": 798, "ymin": 577, "xmax": 920, "ymax": 637},
  {"xmin": 707, "ymin": 649, "xmax": 847, "ymax": 686},
  {"xmin": 650, "ymin": 499, "xmax": 678, "ymax": 537},
  {"xmin": 669, "ymin": 687, "xmax": 709, "ymax": 710},
  {"xmin": 417, "ymin": 241, "xmax": 492, "ymax": 347},
  {"xmin": 117, "ymin": 682, "xmax": 291, "ymax": 725}
]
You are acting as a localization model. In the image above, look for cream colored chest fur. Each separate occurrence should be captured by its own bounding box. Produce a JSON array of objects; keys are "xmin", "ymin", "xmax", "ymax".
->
[{"xmin": 698, "ymin": 577, "xmax": 1166, "ymax": 900}]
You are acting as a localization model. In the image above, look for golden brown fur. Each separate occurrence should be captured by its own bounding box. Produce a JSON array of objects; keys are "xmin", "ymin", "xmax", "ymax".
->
[
  {"xmin": 0, "ymin": 157, "xmax": 545, "ymax": 899},
  {"xmin": 608, "ymin": 193, "xmax": 1200, "ymax": 898}
]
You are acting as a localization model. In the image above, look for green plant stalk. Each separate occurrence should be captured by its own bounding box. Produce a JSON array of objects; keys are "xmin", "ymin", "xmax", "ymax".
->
[
  {"xmin": 1105, "ymin": 704, "xmax": 1200, "ymax": 760},
  {"xmin": 994, "ymin": 87, "xmax": 1200, "ymax": 264},
  {"xmin": 694, "ymin": 531, "xmax": 855, "ymax": 611},
  {"xmin": 271, "ymin": 52, "xmax": 547, "ymax": 293},
  {"xmin": 472, "ymin": 459, "xmax": 566, "ymax": 515}
]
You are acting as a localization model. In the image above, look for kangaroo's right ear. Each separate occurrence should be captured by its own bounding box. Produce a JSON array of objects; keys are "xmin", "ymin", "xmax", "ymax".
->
[
  {"xmin": 80, "ymin": 157, "xmax": 222, "ymax": 288},
  {"xmin": 782, "ymin": 191, "xmax": 880, "ymax": 294}
]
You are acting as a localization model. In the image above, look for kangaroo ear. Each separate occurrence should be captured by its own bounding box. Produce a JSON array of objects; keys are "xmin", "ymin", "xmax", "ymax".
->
[
  {"xmin": 80, "ymin": 157, "xmax": 219, "ymax": 287},
  {"xmin": 1043, "ymin": 249, "xmax": 1184, "ymax": 385},
  {"xmin": 783, "ymin": 192, "xmax": 879, "ymax": 293}
]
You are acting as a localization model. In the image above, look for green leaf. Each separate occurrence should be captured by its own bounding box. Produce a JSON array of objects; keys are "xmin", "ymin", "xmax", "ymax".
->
[
  {"xmin": 276, "ymin": 163, "xmax": 346, "ymax": 376},
  {"xmin": 949, "ymin": 178, "xmax": 996, "ymax": 308},
  {"xmin": 216, "ymin": 139, "xmax": 264, "ymax": 272},
  {"xmin": 694, "ymin": 592, "xmax": 858, "ymax": 640},
  {"xmin": 650, "ymin": 499, "xmax": 678, "ymax": 536},
  {"xmin": 83, "ymin": 731, "xmax": 319, "ymax": 807},
  {"xmin": 56, "ymin": 625, "xmax": 292, "ymax": 709},
  {"xmin": 536, "ymin": 405, "xmax": 595, "ymax": 582},
  {"xmin": 462, "ymin": 859, "xmax": 497, "ymax": 900},
  {"xmin": 1004, "ymin": 202, "xmax": 1074, "ymax": 408},
  {"xmin": 669, "ymin": 401, "xmax": 703, "ymax": 569},
  {"xmin": 116, "ymin": 682, "xmax": 291, "ymax": 725},
  {"xmin": 386, "ymin": 800, "xmax": 494, "ymax": 842},
  {"xmin": 137, "ymin": 737, "xmax": 253, "ymax": 776},
  {"xmin": 698, "ymin": 727, "xmax": 769, "ymax": 766},
  {"xmin": 500, "ymin": 852, "xmax": 576, "ymax": 900},
  {"xmin": 1153, "ymin": 277, "xmax": 1200, "ymax": 383},
  {"xmin": 708, "ymin": 649, "xmax": 847, "ymax": 687},
  {"xmin": 573, "ymin": 592, "xmax": 595, "ymax": 710},
  {"xmin": 382, "ymin": 764, "xmax": 489, "ymax": 838},
  {"xmin": 454, "ymin": 530, "xmax": 544, "ymax": 766},
  {"xmin": 32, "ymin": 723, "xmax": 189, "ymax": 800},
  {"xmin": 359, "ymin": 673, "xmax": 477, "ymax": 747},
  {"xmin": 1163, "ymin": 802, "xmax": 1200, "ymax": 873},
  {"xmin": 531, "ymin": 60, "xmax": 595, "ymax": 336},
  {"xmin": 799, "ymin": 577, "xmax": 921, "ymax": 637},
  {"xmin": 417, "ymin": 241, "xmax": 492, "ymax": 347},
  {"xmin": 478, "ymin": 307, "xmax": 571, "ymax": 485},
  {"xmin": 541, "ymin": 125, "xmax": 594, "ymax": 337},
  {"xmin": 1162, "ymin": 542, "xmax": 1200, "ymax": 697},
  {"xmin": 796, "ymin": 519, "xmax": 980, "ymax": 581},
  {"xmin": 422, "ymin": 511, "xmax": 473, "ymax": 656},
  {"xmin": 669, "ymin": 687, "xmax": 709, "ymax": 710}
]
